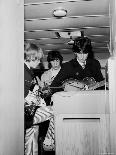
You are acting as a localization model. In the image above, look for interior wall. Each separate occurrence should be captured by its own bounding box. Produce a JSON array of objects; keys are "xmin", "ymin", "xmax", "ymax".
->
[
  {"xmin": 108, "ymin": 0, "xmax": 116, "ymax": 154},
  {"xmin": 110, "ymin": 0, "xmax": 116, "ymax": 55},
  {"xmin": 0, "ymin": 0, "xmax": 24, "ymax": 154}
]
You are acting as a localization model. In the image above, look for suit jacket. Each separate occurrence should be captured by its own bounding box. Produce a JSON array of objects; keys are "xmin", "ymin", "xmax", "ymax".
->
[
  {"xmin": 24, "ymin": 63, "xmax": 34, "ymax": 98},
  {"xmin": 41, "ymin": 68, "xmax": 63, "ymax": 104},
  {"xmin": 50, "ymin": 58, "xmax": 104, "ymax": 91}
]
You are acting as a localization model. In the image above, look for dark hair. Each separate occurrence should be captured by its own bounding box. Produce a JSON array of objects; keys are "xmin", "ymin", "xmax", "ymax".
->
[
  {"xmin": 73, "ymin": 37, "xmax": 94, "ymax": 59},
  {"xmin": 47, "ymin": 50, "xmax": 63, "ymax": 69}
]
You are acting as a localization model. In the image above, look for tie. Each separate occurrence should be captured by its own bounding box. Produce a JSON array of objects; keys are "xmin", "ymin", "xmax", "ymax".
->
[{"xmin": 81, "ymin": 62, "xmax": 85, "ymax": 69}]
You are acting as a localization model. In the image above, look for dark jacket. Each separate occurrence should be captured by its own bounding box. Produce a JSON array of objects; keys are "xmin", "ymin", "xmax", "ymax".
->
[
  {"xmin": 24, "ymin": 63, "xmax": 36, "ymax": 129},
  {"xmin": 24, "ymin": 63, "xmax": 35, "ymax": 98},
  {"xmin": 50, "ymin": 58, "xmax": 104, "ymax": 92}
]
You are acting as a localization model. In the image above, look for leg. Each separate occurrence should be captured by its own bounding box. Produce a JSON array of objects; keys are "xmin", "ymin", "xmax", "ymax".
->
[
  {"xmin": 25, "ymin": 106, "xmax": 53, "ymax": 155},
  {"xmin": 43, "ymin": 117, "xmax": 55, "ymax": 151},
  {"xmin": 33, "ymin": 106, "xmax": 53, "ymax": 124},
  {"xmin": 25, "ymin": 126, "xmax": 39, "ymax": 155}
]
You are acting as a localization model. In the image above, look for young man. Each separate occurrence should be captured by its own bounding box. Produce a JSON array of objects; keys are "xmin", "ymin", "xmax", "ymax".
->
[
  {"xmin": 24, "ymin": 43, "xmax": 43, "ymax": 98},
  {"xmin": 50, "ymin": 36, "xmax": 104, "ymax": 90},
  {"xmin": 40, "ymin": 50, "xmax": 63, "ymax": 150},
  {"xmin": 24, "ymin": 42, "xmax": 53, "ymax": 155},
  {"xmin": 41, "ymin": 50, "xmax": 63, "ymax": 104},
  {"xmin": 40, "ymin": 37, "xmax": 104, "ymax": 151}
]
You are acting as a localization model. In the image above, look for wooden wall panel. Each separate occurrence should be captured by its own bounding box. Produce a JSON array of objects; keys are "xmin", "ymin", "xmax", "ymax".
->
[
  {"xmin": 55, "ymin": 114, "xmax": 110, "ymax": 155},
  {"xmin": 52, "ymin": 90, "xmax": 110, "ymax": 155}
]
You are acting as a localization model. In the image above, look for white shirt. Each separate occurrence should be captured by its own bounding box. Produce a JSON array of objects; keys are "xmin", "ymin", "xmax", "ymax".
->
[
  {"xmin": 50, "ymin": 67, "xmax": 61, "ymax": 80},
  {"xmin": 41, "ymin": 67, "xmax": 61, "ymax": 86},
  {"xmin": 77, "ymin": 59, "xmax": 86, "ymax": 69},
  {"xmin": 25, "ymin": 61, "xmax": 30, "ymax": 69}
]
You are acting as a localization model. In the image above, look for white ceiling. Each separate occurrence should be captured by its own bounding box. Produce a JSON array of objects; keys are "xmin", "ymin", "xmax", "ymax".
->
[{"xmin": 24, "ymin": 0, "xmax": 110, "ymax": 61}]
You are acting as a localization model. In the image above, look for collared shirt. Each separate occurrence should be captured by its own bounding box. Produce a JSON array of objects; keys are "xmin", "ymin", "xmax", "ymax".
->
[
  {"xmin": 25, "ymin": 61, "xmax": 30, "ymax": 69},
  {"xmin": 76, "ymin": 59, "xmax": 86, "ymax": 69},
  {"xmin": 41, "ymin": 67, "xmax": 61, "ymax": 86},
  {"xmin": 50, "ymin": 67, "xmax": 61, "ymax": 80}
]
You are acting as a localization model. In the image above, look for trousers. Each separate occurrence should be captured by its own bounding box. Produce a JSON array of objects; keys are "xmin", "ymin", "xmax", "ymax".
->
[{"xmin": 25, "ymin": 106, "xmax": 53, "ymax": 155}]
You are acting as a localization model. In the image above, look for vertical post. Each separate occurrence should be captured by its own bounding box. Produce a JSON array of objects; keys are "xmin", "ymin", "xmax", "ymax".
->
[
  {"xmin": 108, "ymin": 0, "xmax": 116, "ymax": 154},
  {"xmin": 110, "ymin": 0, "xmax": 116, "ymax": 56},
  {"xmin": 0, "ymin": 0, "xmax": 24, "ymax": 155},
  {"xmin": 108, "ymin": 57, "xmax": 116, "ymax": 154}
]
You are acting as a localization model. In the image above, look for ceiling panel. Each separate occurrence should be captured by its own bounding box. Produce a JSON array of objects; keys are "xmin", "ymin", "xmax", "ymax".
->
[
  {"xmin": 25, "ymin": 16, "xmax": 109, "ymax": 31},
  {"xmin": 24, "ymin": 0, "xmax": 110, "ymax": 61},
  {"xmin": 25, "ymin": 0, "xmax": 109, "ymax": 19}
]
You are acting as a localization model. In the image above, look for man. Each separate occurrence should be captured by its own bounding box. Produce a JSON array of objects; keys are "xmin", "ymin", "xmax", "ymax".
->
[
  {"xmin": 24, "ymin": 43, "xmax": 43, "ymax": 98},
  {"xmin": 41, "ymin": 37, "xmax": 104, "ymax": 151},
  {"xmin": 41, "ymin": 50, "xmax": 63, "ymax": 86},
  {"xmin": 40, "ymin": 51, "xmax": 63, "ymax": 150},
  {"xmin": 50, "ymin": 36, "xmax": 104, "ymax": 90},
  {"xmin": 41, "ymin": 50, "xmax": 63, "ymax": 103},
  {"xmin": 24, "ymin": 42, "xmax": 53, "ymax": 155}
]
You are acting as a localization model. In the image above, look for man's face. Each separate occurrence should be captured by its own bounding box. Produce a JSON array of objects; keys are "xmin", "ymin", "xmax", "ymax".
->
[
  {"xmin": 27, "ymin": 50, "xmax": 42, "ymax": 68},
  {"xmin": 75, "ymin": 52, "xmax": 88, "ymax": 63},
  {"xmin": 50, "ymin": 59, "xmax": 61, "ymax": 70},
  {"xmin": 37, "ymin": 48, "xmax": 44, "ymax": 60}
]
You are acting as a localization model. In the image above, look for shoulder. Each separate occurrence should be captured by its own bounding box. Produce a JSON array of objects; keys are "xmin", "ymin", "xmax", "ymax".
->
[
  {"xmin": 88, "ymin": 58, "xmax": 101, "ymax": 67},
  {"xmin": 24, "ymin": 63, "xmax": 29, "ymax": 72},
  {"xmin": 62, "ymin": 59, "xmax": 75, "ymax": 68},
  {"xmin": 41, "ymin": 69, "xmax": 51, "ymax": 79},
  {"xmin": 41, "ymin": 69, "xmax": 50, "ymax": 76},
  {"xmin": 24, "ymin": 64, "xmax": 32, "ymax": 80},
  {"xmin": 93, "ymin": 59, "xmax": 101, "ymax": 67}
]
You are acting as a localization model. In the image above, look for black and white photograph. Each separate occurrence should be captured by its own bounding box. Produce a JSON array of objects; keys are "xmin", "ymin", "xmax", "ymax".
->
[{"xmin": 0, "ymin": 0, "xmax": 116, "ymax": 155}]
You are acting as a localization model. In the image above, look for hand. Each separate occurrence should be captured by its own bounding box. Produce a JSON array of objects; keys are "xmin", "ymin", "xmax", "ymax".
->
[
  {"xmin": 33, "ymin": 84, "xmax": 39, "ymax": 93},
  {"xmin": 41, "ymin": 86, "xmax": 51, "ymax": 98},
  {"xmin": 32, "ymin": 78, "xmax": 37, "ymax": 84},
  {"xmin": 25, "ymin": 91, "xmax": 37, "ymax": 105}
]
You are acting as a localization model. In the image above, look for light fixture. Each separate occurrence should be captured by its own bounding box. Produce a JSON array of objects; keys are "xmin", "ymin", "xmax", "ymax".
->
[
  {"xmin": 68, "ymin": 37, "xmax": 74, "ymax": 45},
  {"xmin": 53, "ymin": 8, "xmax": 67, "ymax": 17},
  {"xmin": 55, "ymin": 31, "xmax": 83, "ymax": 38},
  {"xmin": 55, "ymin": 31, "xmax": 84, "ymax": 45}
]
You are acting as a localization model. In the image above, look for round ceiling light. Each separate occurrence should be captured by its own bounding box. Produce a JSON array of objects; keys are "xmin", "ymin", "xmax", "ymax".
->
[{"xmin": 53, "ymin": 8, "xmax": 67, "ymax": 17}]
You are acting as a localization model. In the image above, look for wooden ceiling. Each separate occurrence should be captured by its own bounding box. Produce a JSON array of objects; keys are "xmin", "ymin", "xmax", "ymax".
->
[{"xmin": 24, "ymin": 0, "xmax": 110, "ymax": 61}]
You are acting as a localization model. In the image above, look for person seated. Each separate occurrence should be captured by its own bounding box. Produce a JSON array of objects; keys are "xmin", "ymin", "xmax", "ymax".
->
[
  {"xmin": 24, "ymin": 42, "xmax": 53, "ymax": 155},
  {"xmin": 50, "ymin": 36, "xmax": 105, "ymax": 91},
  {"xmin": 40, "ymin": 37, "xmax": 105, "ymax": 151},
  {"xmin": 41, "ymin": 50, "xmax": 63, "ymax": 105},
  {"xmin": 40, "ymin": 50, "xmax": 63, "ymax": 150}
]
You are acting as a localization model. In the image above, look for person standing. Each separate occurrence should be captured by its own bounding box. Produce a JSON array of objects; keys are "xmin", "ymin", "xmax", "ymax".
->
[{"xmin": 24, "ymin": 42, "xmax": 53, "ymax": 155}]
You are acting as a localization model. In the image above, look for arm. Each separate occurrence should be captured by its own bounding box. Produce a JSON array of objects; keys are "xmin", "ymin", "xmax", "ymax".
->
[{"xmin": 41, "ymin": 70, "xmax": 52, "ymax": 87}]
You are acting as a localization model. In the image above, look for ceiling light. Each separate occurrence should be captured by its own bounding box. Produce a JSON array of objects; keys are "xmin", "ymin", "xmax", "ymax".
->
[
  {"xmin": 68, "ymin": 39, "xmax": 74, "ymax": 45},
  {"xmin": 56, "ymin": 31, "xmax": 83, "ymax": 38},
  {"xmin": 53, "ymin": 8, "xmax": 67, "ymax": 17},
  {"xmin": 55, "ymin": 31, "xmax": 84, "ymax": 45}
]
